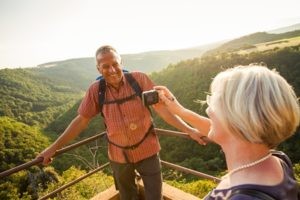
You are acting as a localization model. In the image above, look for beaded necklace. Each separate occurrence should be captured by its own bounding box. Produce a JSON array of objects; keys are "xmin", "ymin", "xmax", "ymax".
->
[{"xmin": 223, "ymin": 153, "xmax": 272, "ymax": 179}]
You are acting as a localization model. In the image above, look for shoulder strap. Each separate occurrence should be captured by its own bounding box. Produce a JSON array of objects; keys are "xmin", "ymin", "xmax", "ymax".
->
[
  {"xmin": 124, "ymin": 72, "xmax": 142, "ymax": 99},
  {"xmin": 124, "ymin": 72, "xmax": 154, "ymax": 116},
  {"xmin": 229, "ymin": 188, "xmax": 276, "ymax": 200},
  {"xmin": 99, "ymin": 78, "xmax": 106, "ymax": 117}
]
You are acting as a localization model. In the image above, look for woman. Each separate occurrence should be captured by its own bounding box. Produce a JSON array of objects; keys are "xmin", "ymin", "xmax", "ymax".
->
[{"xmin": 155, "ymin": 65, "xmax": 299, "ymax": 199}]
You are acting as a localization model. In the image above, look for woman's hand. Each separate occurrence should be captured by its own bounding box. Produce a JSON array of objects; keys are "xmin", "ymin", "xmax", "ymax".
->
[
  {"xmin": 154, "ymin": 85, "xmax": 211, "ymax": 145},
  {"xmin": 154, "ymin": 86, "xmax": 175, "ymax": 103},
  {"xmin": 187, "ymin": 127, "xmax": 208, "ymax": 145},
  {"xmin": 154, "ymin": 86, "xmax": 184, "ymax": 115}
]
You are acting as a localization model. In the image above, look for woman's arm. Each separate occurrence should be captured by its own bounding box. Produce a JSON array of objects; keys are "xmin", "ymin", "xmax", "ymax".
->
[{"xmin": 154, "ymin": 86, "xmax": 211, "ymax": 137}]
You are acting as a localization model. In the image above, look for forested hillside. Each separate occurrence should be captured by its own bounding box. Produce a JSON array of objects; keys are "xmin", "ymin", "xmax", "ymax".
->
[
  {"xmin": 0, "ymin": 68, "xmax": 83, "ymax": 127},
  {"xmin": 0, "ymin": 117, "xmax": 50, "ymax": 172},
  {"xmin": 1, "ymin": 38, "xmax": 300, "ymax": 199}
]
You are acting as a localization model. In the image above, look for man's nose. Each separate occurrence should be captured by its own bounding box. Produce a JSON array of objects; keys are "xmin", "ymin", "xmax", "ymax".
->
[{"xmin": 108, "ymin": 65, "xmax": 116, "ymax": 73}]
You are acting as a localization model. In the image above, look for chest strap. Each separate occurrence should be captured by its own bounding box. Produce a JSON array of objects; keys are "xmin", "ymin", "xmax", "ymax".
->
[
  {"xmin": 105, "ymin": 124, "xmax": 154, "ymax": 150},
  {"xmin": 103, "ymin": 93, "xmax": 137, "ymax": 105}
]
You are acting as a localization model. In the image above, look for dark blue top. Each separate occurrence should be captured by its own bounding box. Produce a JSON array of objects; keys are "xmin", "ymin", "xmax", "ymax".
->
[{"xmin": 204, "ymin": 151, "xmax": 298, "ymax": 200}]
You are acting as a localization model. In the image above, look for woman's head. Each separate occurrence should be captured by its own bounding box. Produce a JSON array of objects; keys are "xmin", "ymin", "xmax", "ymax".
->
[{"xmin": 208, "ymin": 65, "xmax": 299, "ymax": 148}]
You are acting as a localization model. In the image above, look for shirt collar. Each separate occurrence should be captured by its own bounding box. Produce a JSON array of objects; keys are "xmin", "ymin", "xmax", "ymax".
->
[{"xmin": 106, "ymin": 75, "xmax": 125, "ymax": 90}]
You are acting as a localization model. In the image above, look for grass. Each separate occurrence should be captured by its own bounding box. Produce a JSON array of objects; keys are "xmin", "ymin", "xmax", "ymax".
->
[{"xmin": 237, "ymin": 36, "xmax": 300, "ymax": 54}]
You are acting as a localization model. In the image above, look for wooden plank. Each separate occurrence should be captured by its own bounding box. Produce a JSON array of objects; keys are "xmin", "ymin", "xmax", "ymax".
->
[
  {"xmin": 161, "ymin": 182, "xmax": 200, "ymax": 200},
  {"xmin": 137, "ymin": 180, "xmax": 200, "ymax": 200},
  {"xmin": 90, "ymin": 185, "xmax": 119, "ymax": 200}
]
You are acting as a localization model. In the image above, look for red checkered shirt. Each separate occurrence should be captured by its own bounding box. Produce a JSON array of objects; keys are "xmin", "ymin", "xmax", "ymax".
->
[{"xmin": 78, "ymin": 72, "xmax": 160, "ymax": 163}]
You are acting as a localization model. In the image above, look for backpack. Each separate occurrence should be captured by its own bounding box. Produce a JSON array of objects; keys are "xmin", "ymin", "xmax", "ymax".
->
[{"xmin": 97, "ymin": 70, "xmax": 154, "ymax": 150}]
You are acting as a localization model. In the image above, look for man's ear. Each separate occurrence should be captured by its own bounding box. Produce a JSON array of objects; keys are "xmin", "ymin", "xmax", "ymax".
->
[{"xmin": 96, "ymin": 65, "xmax": 102, "ymax": 74}]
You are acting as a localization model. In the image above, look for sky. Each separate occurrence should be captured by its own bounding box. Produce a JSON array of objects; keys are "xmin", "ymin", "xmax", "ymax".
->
[{"xmin": 1, "ymin": 0, "xmax": 300, "ymax": 68}]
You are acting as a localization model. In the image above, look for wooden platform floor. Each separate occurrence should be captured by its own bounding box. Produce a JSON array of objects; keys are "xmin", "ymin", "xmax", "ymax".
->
[{"xmin": 91, "ymin": 181, "xmax": 200, "ymax": 200}]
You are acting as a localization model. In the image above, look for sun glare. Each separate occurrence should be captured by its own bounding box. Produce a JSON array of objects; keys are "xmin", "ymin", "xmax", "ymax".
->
[{"xmin": 0, "ymin": 0, "xmax": 299, "ymax": 67}]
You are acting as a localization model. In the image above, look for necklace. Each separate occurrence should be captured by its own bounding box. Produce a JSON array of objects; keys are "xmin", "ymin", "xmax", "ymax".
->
[{"xmin": 223, "ymin": 153, "xmax": 272, "ymax": 179}]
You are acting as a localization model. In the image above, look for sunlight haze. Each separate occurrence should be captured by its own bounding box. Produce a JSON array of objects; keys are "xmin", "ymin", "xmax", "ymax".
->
[{"xmin": 0, "ymin": 0, "xmax": 300, "ymax": 68}]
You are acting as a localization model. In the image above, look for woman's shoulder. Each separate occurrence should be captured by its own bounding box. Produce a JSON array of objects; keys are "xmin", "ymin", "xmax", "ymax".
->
[
  {"xmin": 206, "ymin": 181, "xmax": 296, "ymax": 200},
  {"xmin": 205, "ymin": 151, "xmax": 298, "ymax": 200}
]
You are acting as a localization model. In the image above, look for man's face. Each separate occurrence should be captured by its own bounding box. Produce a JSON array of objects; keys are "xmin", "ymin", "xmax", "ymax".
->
[{"xmin": 96, "ymin": 51, "xmax": 123, "ymax": 88}]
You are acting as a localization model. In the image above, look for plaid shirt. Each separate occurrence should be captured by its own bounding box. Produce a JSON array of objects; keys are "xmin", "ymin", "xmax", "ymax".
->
[{"xmin": 78, "ymin": 72, "xmax": 160, "ymax": 163}]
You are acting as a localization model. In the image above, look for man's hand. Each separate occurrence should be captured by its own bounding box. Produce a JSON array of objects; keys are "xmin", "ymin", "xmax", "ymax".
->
[
  {"xmin": 37, "ymin": 145, "xmax": 57, "ymax": 165},
  {"xmin": 36, "ymin": 115, "xmax": 90, "ymax": 166}
]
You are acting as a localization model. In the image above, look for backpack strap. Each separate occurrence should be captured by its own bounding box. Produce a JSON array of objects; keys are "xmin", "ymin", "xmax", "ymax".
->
[
  {"xmin": 124, "ymin": 72, "xmax": 153, "ymax": 116},
  {"xmin": 99, "ymin": 78, "xmax": 106, "ymax": 117},
  {"xmin": 229, "ymin": 188, "xmax": 276, "ymax": 200},
  {"xmin": 124, "ymin": 72, "xmax": 142, "ymax": 99}
]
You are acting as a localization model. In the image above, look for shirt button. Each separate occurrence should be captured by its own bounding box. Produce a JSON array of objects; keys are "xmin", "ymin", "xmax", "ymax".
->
[{"xmin": 129, "ymin": 123, "xmax": 137, "ymax": 130}]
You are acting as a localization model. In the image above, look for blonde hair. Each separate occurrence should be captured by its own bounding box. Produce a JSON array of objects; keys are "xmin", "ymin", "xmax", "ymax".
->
[{"xmin": 210, "ymin": 65, "xmax": 300, "ymax": 148}]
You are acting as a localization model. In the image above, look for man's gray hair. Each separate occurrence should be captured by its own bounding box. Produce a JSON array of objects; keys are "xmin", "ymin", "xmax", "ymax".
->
[{"xmin": 95, "ymin": 45, "xmax": 118, "ymax": 57}]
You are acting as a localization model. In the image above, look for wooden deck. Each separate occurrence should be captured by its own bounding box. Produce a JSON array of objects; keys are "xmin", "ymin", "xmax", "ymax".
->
[{"xmin": 91, "ymin": 181, "xmax": 200, "ymax": 200}]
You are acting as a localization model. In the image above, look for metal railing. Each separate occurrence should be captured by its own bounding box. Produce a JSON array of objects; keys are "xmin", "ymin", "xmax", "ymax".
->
[
  {"xmin": 0, "ymin": 128, "xmax": 220, "ymax": 199},
  {"xmin": 0, "ymin": 132, "xmax": 106, "ymax": 178}
]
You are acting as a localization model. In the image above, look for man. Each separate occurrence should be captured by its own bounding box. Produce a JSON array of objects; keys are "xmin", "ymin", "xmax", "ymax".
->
[{"xmin": 38, "ymin": 45, "xmax": 205, "ymax": 200}]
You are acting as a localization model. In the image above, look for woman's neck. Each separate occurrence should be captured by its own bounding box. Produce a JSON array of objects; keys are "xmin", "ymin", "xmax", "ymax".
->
[{"xmin": 221, "ymin": 140, "xmax": 270, "ymax": 172}]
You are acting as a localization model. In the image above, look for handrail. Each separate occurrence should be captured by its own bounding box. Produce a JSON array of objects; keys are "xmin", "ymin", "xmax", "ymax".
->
[
  {"xmin": 0, "ymin": 157, "xmax": 44, "ymax": 179},
  {"xmin": 55, "ymin": 132, "xmax": 106, "ymax": 155},
  {"xmin": 0, "ymin": 132, "xmax": 107, "ymax": 179},
  {"xmin": 156, "ymin": 128, "xmax": 191, "ymax": 139},
  {"xmin": 0, "ymin": 128, "xmax": 210, "ymax": 179},
  {"xmin": 155, "ymin": 128, "xmax": 211, "ymax": 143},
  {"xmin": 161, "ymin": 160, "xmax": 221, "ymax": 183}
]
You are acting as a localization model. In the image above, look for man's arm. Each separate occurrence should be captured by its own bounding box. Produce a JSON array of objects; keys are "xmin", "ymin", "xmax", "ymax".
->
[
  {"xmin": 153, "ymin": 103, "xmax": 208, "ymax": 145},
  {"xmin": 38, "ymin": 115, "xmax": 91, "ymax": 165}
]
